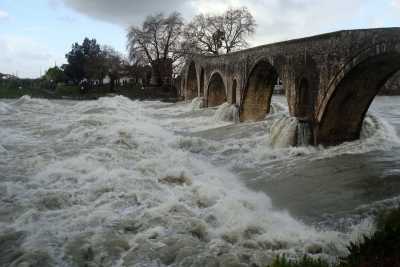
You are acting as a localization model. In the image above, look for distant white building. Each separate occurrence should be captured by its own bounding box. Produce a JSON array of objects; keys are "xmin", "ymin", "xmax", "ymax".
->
[
  {"xmin": 103, "ymin": 75, "xmax": 111, "ymax": 84},
  {"xmin": 102, "ymin": 75, "xmax": 133, "ymax": 85},
  {"xmin": 273, "ymin": 79, "xmax": 285, "ymax": 95},
  {"xmin": 119, "ymin": 76, "xmax": 132, "ymax": 84},
  {"xmin": 1, "ymin": 73, "xmax": 17, "ymax": 80}
]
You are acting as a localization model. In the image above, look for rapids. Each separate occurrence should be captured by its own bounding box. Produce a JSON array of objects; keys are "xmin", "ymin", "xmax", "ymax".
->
[{"xmin": 0, "ymin": 95, "xmax": 399, "ymax": 267}]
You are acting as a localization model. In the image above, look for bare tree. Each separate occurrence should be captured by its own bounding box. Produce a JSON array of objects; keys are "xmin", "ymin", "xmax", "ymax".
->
[
  {"xmin": 127, "ymin": 12, "xmax": 184, "ymax": 85},
  {"xmin": 183, "ymin": 7, "xmax": 256, "ymax": 55}
]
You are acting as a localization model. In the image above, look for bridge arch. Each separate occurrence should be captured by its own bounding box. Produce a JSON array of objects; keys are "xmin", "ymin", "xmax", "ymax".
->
[
  {"xmin": 207, "ymin": 71, "xmax": 227, "ymax": 107},
  {"xmin": 240, "ymin": 58, "xmax": 279, "ymax": 122},
  {"xmin": 315, "ymin": 43, "xmax": 400, "ymax": 145},
  {"xmin": 186, "ymin": 61, "xmax": 198, "ymax": 100}
]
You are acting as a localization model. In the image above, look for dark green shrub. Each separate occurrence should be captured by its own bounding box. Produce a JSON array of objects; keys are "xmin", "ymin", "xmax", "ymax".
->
[
  {"xmin": 268, "ymin": 208, "xmax": 400, "ymax": 267},
  {"xmin": 340, "ymin": 208, "xmax": 400, "ymax": 267}
]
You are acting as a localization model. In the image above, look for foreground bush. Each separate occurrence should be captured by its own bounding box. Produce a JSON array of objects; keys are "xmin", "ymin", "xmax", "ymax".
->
[
  {"xmin": 268, "ymin": 208, "xmax": 400, "ymax": 267},
  {"xmin": 340, "ymin": 208, "xmax": 400, "ymax": 267}
]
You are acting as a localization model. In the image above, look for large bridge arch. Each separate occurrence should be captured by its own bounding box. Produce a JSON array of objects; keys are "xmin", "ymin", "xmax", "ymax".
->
[
  {"xmin": 207, "ymin": 71, "xmax": 227, "ymax": 107},
  {"xmin": 186, "ymin": 61, "xmax": 198, "ymax": 100},
  {"xmin": 240, "ymin": 58, "xmax": 279, "ymax": 122},
  {"xmin": 315, "ymin": 43, "xmax": 400, "ymax": 145}
]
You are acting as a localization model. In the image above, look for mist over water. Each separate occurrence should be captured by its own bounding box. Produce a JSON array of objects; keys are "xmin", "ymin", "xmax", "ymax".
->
[{"xmin": 0, "ymin": 95, "xmax": 399, "ymax": 266}]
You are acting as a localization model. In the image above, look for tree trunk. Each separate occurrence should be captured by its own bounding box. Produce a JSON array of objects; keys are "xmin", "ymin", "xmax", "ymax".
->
[
  {"xmin": 110, "ymin": 78, "xmax": 115, "ymax": 92},
  {"xmin": 150, "ymin": 63, "xmax": 162, "ymax": 86}
]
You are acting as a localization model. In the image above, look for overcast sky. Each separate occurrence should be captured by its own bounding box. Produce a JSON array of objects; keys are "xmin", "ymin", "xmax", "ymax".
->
[{"xmin": 1, "ymin": 0, "xmax": 400, "ymax": 78}]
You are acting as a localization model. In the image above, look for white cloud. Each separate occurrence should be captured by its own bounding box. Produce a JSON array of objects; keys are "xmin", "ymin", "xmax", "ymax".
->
[
  {"xmin": 0, "ymin": 9, "xmax": 9, "ymax": 20},
  {"xmin": 0, "ymin": 36, "xmax": 65, "ymax": 78},
  {"xmin": 392, "ymin": 0, "xmax": 400, "ymax": 8}
]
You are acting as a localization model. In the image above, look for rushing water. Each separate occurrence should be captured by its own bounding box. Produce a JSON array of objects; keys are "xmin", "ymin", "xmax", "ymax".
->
[{"xmin": 0, "ymin": 95, "xmax": 399, "ymax": 267}]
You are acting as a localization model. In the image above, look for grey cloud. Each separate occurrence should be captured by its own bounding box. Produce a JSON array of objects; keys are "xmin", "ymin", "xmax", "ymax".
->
[
  {"xmin": 48, "ymin": 0, "xmax": 60, "ymax": 10},
  {"xmin": 62, "ymin": 0, "xmax": 195, "ymax": 26}
]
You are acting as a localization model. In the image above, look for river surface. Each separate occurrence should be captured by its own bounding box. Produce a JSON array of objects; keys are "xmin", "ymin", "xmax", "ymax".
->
[{"xmin": 0, "ymin": 95, "xmax": 399, "ymax": 267}]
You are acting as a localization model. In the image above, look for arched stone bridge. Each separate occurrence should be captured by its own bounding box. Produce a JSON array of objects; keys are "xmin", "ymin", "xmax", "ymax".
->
[{"xmin": 180, "ymin": 28, "xmax": 400, "ymax": 146}]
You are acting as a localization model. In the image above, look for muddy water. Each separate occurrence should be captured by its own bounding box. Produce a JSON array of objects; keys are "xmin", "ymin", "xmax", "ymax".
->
[{"xmin": 0, "ymin": 95, "xmax": 399, "ymax": 266}]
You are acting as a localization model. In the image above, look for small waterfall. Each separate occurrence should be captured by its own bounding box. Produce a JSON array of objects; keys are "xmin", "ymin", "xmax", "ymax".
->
[
  {"xmin": 268, "ymin": 116, "xmax": 299, "ymax": 148},
  {"xmin": 268, "ymin": 102, "xmax": 288, "ymax": 115},
  {"xmin": 296, "ymin": 120, "xmax": 313, "ymax": 146},
  {"xmin": 189, "ymin": 97, "xmax": 204, "ymax": 110},
  {"xmin": 214, "ymin": 103, "xmax": 238, "ymax": 122},
  {"xmin": 232, "ymin": 105, "xmax": 240, "ymax": 123}
]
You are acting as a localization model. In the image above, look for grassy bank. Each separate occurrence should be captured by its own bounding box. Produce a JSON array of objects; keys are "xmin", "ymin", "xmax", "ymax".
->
[
  {"xmin": 268, "ymin": 208, "xmax": 400, "ymax": 267},
  {"xmin": 0, "ymin": 80, "xmax": 178, "ymax": 101},
  {"xmin": 0, "ymin": 79, "xmax": 54, "ymax": 98}
]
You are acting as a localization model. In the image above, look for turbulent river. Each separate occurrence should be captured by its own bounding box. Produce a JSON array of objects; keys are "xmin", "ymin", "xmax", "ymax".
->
[{"xmin": 0, "ymin": 95, "xmax": 399, "ymax": 267}]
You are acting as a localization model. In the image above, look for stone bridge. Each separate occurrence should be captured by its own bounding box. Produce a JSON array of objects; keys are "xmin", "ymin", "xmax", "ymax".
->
[{"xmin": 180, "ymin": 28, "xmax": 400, "ymax": 146}]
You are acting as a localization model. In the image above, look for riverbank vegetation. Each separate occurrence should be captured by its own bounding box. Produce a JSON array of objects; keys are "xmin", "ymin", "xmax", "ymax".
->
[
  {"xmin": 0, "ymin": 78, "xmax": 177, "ymax": 101},
  {"xmin": 268, "ymin": 208, "xmax": 400, "ymax": 267}
]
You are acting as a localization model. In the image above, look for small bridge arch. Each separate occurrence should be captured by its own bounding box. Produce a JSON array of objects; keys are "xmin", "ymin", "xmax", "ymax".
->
[
  {"xmin": 207, "ymin": 71, "xmax": 227, "ymax": 107},
  {"xmin": 185, "ymin": 61, "xmax": 198, "ymax": 100}
]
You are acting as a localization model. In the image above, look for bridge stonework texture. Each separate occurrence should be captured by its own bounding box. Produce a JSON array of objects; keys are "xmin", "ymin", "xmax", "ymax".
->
[{"xmin": 181, "ymin": 28, "xmax": 400, "ymax": 146}]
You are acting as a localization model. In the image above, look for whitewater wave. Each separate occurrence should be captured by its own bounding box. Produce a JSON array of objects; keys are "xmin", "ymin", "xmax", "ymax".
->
[
  {"xmin": 315, "ymin": 112, "xmax": 400, "ymax": 160},
  {"xmin": 0, "ymin": 102, "xmax": 14, "ymax": 115}
]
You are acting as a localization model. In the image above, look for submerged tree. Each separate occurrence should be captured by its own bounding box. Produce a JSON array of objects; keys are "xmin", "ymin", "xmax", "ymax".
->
[
  {"xmin": 126, "ymin": 12, "xmax": 184, "ymax": 85},
  {"xmin": 183, "ymin": 7, "xmax": 256, "ymax": 55}
]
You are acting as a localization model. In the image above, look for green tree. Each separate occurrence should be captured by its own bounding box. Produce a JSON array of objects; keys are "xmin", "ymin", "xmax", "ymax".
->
[
  {"xmin": 64, "ymin": 38, "xmax": 104, "ymax": 84},
  {"xmin": 64, "ymin": 42, "xmax": 85, "ymax": 83},
  {"xmin": 44, "ymin": 66, "xmax": 66, "ymax": 83}
]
